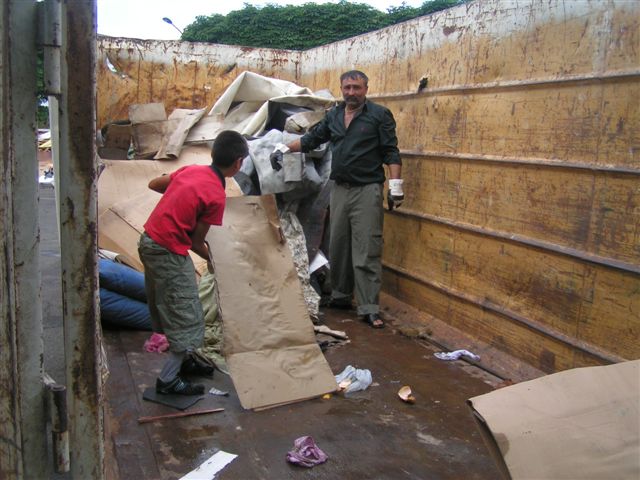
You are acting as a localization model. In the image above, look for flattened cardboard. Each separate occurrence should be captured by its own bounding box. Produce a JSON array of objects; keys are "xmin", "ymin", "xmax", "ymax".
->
[
  {"xmin": 129, "ymin": 103, "xmax": 168, "ymax": 158},
  {"xmin": 103, "ymin": 122, "xmax": 132, "ymax": 150},
  {"xmin": 98, "ymin": 144, "xmax": 241, "ymax": 215},
  {"xmin": 184, "ymin": 113, "xmax": 224, "ymax": 143},
  {"xmin": 98, "ymin": 202, "xmax": 147, "ymax": 272},
  {"xmin": 207, "ymin": 195, "xmax": 337, "ymax": 410},
  {"xmin": 468, "ymin": 360, "xmax": 640, "ymax": 480},
  {"xmin": 129, "ymin": 103, "xmax": 166, "ymax": 124},
  {"xmin": 155, "ymin": 108, "xmax": 207, "ymax": 160},
  {"xmin": 97, "ymin": 145, "xmax": 242, "ymax": 271},
  {"xmin": 98, "ymin": 192, "xmax": 169, "ymax": 272}
]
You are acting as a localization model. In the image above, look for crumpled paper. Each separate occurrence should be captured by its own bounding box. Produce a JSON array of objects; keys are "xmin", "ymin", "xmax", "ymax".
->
[
  {"xmin": 434, "ymin": 349, "xmax": 480, "ymax": 362},
  {"xmin": 143, "ymin": 333, "xmax": 169, "ymax": 353},
  {"xmin": 286, "ymin": 436, "xmax": 328, "ymax": 468},
  {"xmin": 334, "ymin": 365, "xmax": 372, "ymax": 393}
]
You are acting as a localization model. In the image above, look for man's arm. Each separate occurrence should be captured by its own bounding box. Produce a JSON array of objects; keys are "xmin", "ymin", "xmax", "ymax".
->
[
  {"xmin": 189, "ymin": 221, "xmax": 212, "ymax": 261},
  {"xmin": 379, "ymin": 108, "xmax": 402, "ymax": 169},
  {"xmin": 286, "ymin": 138, "xmax": 302, "ymax": 152},
  {"xmin": 388, "ymin": 163, "xmax": 402, "ymax": 180},
  {"xmin": 380, "ymin": 109, "xmax": 404, "ymax": 209},
  {"xmin": 148, "ymin": 174, "xmax": 171, "ymax": 193},
  {"xmin": 270, "ymin": 110, "xmax": 333, "ymax": 169}
]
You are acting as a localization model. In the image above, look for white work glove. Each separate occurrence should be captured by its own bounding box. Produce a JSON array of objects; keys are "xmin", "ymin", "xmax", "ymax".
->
[
  {"xmin": 387, "ymin": 178, "xmax": 404, "ymax": 211},
  {"xmin": 269, "ymin": 143, "xmax": 290, "ymax": 171}
]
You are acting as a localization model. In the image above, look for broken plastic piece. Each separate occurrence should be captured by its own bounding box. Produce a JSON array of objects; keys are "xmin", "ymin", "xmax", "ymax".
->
[
  {"xmin": 398, "ymin": 385, "xmax": 416, "ymax": 404},
  {"xmin": 433, "ymin": 349, "xmax": 480, "ymax": 362}
]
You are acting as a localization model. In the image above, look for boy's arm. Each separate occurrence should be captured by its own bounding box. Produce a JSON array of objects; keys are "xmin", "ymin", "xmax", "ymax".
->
[
  {"xmin": 189, "ymin": 221, "xmax": 212, "ymax": 261},
  {"xmin": 148, "ymin": 174, "xmax": 171, "ymax": 193}
]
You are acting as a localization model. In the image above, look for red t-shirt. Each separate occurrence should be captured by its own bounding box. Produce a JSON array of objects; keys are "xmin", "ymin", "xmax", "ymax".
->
[{"xmin": 144, "ymin": 165, "xmax": 225, "ymax": 256}]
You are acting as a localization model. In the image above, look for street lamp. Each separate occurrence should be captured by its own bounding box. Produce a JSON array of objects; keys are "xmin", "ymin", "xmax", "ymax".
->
[{"xmin": 162, "ymin": 17, "xmax": 183, "ymax": 35}]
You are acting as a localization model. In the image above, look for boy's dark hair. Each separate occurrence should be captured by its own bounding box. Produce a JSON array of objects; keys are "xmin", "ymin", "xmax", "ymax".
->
[
  {"xmin": 340, "ymin": 70, "xmax": 368, "ymax": 87},
  {"xmin": 211, "ymin": 130, "xmax": 249, "ymax": 168}
]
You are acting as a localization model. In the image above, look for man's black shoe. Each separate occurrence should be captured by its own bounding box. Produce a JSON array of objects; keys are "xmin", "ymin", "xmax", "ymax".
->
[
  {"xmin": 180, "ymin": 356, "xmax": 215, "ymax": 378},
  {"xmin": 156, "ymin": 377, "xmax": 205, "ymax": 395},
  {"xmin": 361, "ymin": 313, "xmax": 384, "ymax": 329}
]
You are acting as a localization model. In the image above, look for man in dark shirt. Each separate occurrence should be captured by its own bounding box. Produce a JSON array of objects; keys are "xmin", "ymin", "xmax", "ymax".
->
[{"xmin": 272, "ymin": 70, "xmax": 403, "ymax": 328}]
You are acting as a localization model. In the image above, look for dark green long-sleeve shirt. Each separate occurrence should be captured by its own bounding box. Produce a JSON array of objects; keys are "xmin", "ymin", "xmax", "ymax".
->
[{"xmin": 300, "ymin": 100, "xmax": 401, "ymax": 185}]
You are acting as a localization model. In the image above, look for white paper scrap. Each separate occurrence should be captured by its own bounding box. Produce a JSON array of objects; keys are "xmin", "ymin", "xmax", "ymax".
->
[
  {"xmin": 180, "ymin": 451, "xmax": 237, "ymax": 480},
  {"xmin": 209, "ymin": 387, "xmax": 229, "ymax": 396},
  {"xmin": 434, "ymin": 349, "xmax": 480, "ymax": 362},
  {"xmin": 309, "ymin": 251, "xmax": 329, "ymax": 273}
]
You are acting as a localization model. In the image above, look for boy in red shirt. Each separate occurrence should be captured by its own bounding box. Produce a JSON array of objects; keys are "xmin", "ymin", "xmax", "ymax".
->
[{"xmin": 138, "ymin": 130, "xmax": 248, "ymax": 395}]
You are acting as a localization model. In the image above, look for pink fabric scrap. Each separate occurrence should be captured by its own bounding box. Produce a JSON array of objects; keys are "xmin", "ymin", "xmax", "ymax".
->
[
  {"xmin": 144, "ymin": 333, "xmax": 169, "ymax": 353},
  {"xmin": 286, "ymin": 436, "xmax": 328, "ymax": 468}
]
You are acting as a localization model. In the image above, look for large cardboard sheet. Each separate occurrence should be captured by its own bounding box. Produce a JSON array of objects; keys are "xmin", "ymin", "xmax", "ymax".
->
[
  {"xmin": 468, "ymin": 360, "xmax": 640, "ymax": 480},
  {"xmin": 129, "ymin": 102, "xmax": 167, "ymax": 158},
  {"xmin": 97, "ymin": 144, "xmax": 242, "ymax": 270},
  {"xmin": 207, "ymin": 195, "xmax": 336, "ymax": 410}
]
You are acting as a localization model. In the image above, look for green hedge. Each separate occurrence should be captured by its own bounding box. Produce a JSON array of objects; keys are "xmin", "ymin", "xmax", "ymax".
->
[{"xmin": 182, "ymin": 0, "xmax": 466, "ymax": 50}]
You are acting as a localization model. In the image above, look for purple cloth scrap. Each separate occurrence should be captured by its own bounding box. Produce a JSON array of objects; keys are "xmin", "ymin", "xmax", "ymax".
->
[{"xmin": 286, "ymin": 436, "xmax": 328, "ymax": 468}]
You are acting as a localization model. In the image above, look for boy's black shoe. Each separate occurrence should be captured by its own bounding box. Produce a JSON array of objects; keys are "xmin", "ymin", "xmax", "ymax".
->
[
  {"xmin": 156, "ymin": 377, "xmax": 205, "ymax": 396},
  {"xmin": 180, "ymin": 356, "xmax": 215, "ymax": 378}
]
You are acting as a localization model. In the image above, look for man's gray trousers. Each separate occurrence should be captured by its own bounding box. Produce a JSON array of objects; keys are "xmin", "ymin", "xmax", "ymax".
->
[{"xmin": 329, "ymin": 182, "xmax": 384, "ymax": 316}]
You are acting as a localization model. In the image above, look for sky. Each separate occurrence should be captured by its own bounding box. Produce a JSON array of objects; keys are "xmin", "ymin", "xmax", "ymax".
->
[{"xmin": 97, "ymin": 0, "xmax": 428, "ymax": 40}]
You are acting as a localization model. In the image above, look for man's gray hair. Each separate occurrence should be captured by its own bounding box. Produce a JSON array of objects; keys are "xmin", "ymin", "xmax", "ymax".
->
[{"xmin": 340, "ymin": 70, "xmax": 368, "ymax": 86}]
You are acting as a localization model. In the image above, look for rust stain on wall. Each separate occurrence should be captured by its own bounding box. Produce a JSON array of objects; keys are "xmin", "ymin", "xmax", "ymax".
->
[{"xmin": 96, "ymin": 38, "xmax": 299, "ymax": 126}]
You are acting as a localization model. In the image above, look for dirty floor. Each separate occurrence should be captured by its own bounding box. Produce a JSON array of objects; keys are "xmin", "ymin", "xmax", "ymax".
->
[{"xmin": 104, "ymin": 308, "xmax": 503, "ymax": 480}]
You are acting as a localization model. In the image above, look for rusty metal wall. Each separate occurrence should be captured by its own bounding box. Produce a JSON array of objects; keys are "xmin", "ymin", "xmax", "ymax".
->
[
  {"xmin": 96, "ymin": 38, "xmax": 299, "ymax": 126},
  {"xmin": 298, "ymin": 0, "xmax": 639, "ymax": 373},
  {"xmin": 95, "ymin": 0, "xmax": 639, "ymax": 374}
]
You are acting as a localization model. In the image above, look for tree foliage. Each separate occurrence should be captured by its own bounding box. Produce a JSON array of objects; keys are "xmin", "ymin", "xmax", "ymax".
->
[
  {"xmin": 182, "ymin": 0, "xmax": 467, "ymax": 50},
  {"xmin": 36, "ymin": 48, "xmax": 49, "ymax": 127}
]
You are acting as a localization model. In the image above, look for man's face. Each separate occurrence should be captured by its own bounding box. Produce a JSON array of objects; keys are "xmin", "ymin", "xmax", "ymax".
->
[{"xmin": 341, "ymin": 76, "xmax": 368, "ymax": 109}]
